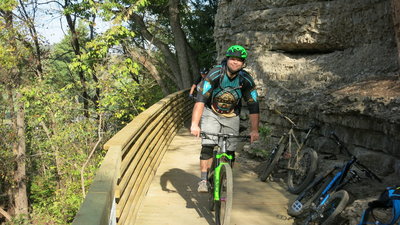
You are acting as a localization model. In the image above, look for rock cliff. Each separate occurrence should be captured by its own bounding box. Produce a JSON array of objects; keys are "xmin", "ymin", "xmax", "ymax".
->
[{"xmin": 214, "ymin": 0, "xmax": 400, "ymax": 175}]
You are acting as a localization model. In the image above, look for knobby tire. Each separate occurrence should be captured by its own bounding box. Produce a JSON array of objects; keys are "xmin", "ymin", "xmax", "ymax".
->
[
  {"xmin": 208, "ymin": 170, "xmax": 215, "ymax": 211},
  {"xmin": 215, "ymin": 164, "xmax": 233, "ymax": 225},
  {"xmin": 260, "ymin": 142, "xmax": 286, "ymax": 182},
  {"xmin": 287, "ymin": 148, "xmax": 318, "ymax": 194},
  {"xmin": 316, "ymin": 190, "xmax": 349, "ymax": 225},
  {"xmin": 288, "ymin": 175, "xmax": 330, "ymax": 217}
]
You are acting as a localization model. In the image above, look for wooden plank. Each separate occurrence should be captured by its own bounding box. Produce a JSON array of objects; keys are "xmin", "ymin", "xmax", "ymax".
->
[{"xmin": 135, "ymin": 128, "xmax": 296, "ymax": 225}]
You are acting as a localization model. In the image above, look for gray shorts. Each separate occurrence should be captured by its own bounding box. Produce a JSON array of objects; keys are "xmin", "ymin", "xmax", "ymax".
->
[{"xmin": 200, "ymin": 107, "xmax": 240, "ymax": 151}]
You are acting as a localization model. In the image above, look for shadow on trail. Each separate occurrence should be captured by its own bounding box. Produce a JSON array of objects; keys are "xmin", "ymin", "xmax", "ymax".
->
[{"xmin": 160, "ymin": 168, "xmax": 215, "ymax": 225}]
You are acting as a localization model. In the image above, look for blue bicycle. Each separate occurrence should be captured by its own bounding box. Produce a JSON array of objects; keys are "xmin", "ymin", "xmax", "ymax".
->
[{"xmin": 288, "ymin": 132, "xmax": 382, "ymax": 225}]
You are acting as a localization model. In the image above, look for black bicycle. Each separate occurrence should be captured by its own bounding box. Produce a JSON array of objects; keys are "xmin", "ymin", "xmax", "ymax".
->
[
  {"xmin": 260, "ymin": 109, "xmax": 319, "ymax": 194},
  {"xmin": 288, "ymin": 132, "xmax": 382, "ymax": 225},
  {"xmin": 201, "ymin": 132, "xmax": 249, "ymax": 225}
]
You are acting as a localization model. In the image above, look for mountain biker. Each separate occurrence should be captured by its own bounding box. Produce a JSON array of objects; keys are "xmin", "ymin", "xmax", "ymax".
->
[
  {"xmin": 190, "ymin": 45, "xmax": 260, "ymax": 192},
  {"xmin": 189, "ymin": 67, "xmax": 209, "ymax": 98}
]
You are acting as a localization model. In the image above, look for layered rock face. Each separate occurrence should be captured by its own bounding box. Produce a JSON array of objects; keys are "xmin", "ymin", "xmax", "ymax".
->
[{"xmin": 214, "ymin": 0, "xmax": 400, "ymax": 174}]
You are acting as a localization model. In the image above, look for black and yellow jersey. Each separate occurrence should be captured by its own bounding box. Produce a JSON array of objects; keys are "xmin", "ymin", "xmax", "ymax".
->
[{"xmin": 196, "ymin": 64, "xmax": 259, "ymax": 117}]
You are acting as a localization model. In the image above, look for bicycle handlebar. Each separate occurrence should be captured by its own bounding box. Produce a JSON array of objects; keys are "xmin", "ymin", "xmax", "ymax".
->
[
  {"xmin": 200, "ymin": 131, "xmax": 250, "ymax": 139},
  {"xmin": 330, "ymin": 132, "xmax": 382, "ymax": 183},
  {"xmin": 354, "ymin": 161, "xmax": 382, "ymax": 183},
  {"xmin": 273, "ymin": 108, "xmax": 297, "ymax": 127},
  {"xmin": 273, "ymin": 108, "xmax": 319, "ymax": 133}
]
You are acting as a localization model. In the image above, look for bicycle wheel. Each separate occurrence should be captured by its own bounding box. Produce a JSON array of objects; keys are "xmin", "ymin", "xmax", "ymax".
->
[
  {"xmin": 287, "ymin": 148, "xmax": 318, "ymax": 194},
  {"xmin": 215, "ymin": 163, "xmax": 233, "ymax": 225},
  {"xmin": 316, "ymin": 190, "xmax": 349, "ymax": 225},
  {"xmin": 208, "ymin": 171, "xmax": 215, "ymax": 211},
  {"xmin": 208, "ymin": 156, "xmax": 217, "ymax": 211},
  {"xmin": 260, "ymin": 142, "xmax": 286, "ymax": 182},
  {"xmin": 287, "ymin": 175, "xmax": 329, "ymax": 217}
]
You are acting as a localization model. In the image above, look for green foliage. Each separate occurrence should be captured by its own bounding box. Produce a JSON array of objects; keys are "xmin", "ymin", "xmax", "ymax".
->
[
  {"xmin": 22, "ymin": 80, "xmax": 108, "ymax": 224},
  {"xmin": 99, "ymin": 55, "xmax": 161, "ymax": 124},
  {"xmin": 0, "ymin": 0, "xmax": 17, "ymax": 11},
  {"xmin": 244, "ymin": 124, "xmax": 273, "ymax": 159},
  {"xmin": 183, "ymin": 0, "xmax": 218, "ymax": 67},
  {"xmin": 259, "ymin": 124, "xmax": 271, "ymax": 141},
  {"xmin": 0, "ymin": 0, "xmax": 218, "ymax": 223},
  {"xmin": 4, "ymin": 215, "xmax": 30, "ymax": 225}
]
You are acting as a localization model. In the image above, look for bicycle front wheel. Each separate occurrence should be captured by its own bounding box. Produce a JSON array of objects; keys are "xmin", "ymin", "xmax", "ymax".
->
[
  {"xmin": 215, "ymin": 163, "xmax": 233, "ymax": 225},
  {"xmin": 316, "ymin": 190, "xmax": 349, "ymax": 225},
  {"xmin": 287, "ymin": 148, "xmax": 318, "ymax": 194},
  {"xmin": 288, "ymin": 175, "xmax": 328, "ymax": 217},
  {"xmin": 260, "ymin": 142, "xmax": 285, "ymax": 182}
]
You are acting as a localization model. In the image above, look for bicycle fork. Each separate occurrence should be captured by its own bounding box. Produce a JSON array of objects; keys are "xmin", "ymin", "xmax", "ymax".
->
[{"xmin": 213, "ymin": 153, "xmax": 233, "ymax": 201}]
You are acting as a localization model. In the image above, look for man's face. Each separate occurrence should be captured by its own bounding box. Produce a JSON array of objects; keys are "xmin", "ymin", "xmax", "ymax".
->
[{"xmin": 227, "ymin": 57, "xmax": 244, "ymax": 76}]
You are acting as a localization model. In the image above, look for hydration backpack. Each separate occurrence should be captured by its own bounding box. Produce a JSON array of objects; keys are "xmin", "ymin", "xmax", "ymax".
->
[{"xmin": 358, "ymin": 186, "xmax": 400, "ymax": 225}]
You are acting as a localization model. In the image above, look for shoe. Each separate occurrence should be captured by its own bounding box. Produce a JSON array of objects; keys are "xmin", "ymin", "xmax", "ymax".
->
[{"xmin": 197, "ymin": 180, "xmax": 208, "ymax": 193}]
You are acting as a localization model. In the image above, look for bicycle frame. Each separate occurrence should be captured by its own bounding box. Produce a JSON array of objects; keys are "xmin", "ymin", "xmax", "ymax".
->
[
  {"xmin": 315, "ymin": 157, "xmax": 357, "ymax": 207},
  {"xmin": 286, "ymin": 126, "xmax": 315, "ymax": 170},
  {"xmin": 201, "ymin": 132, "xmax": 248, "ymax": 201},
  {"xmin": 273, "ymin": 109, "xmax": 316, "ymax": 169}
]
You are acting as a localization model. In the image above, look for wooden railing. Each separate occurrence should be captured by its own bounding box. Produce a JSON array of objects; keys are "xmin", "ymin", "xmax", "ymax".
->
[{"xmin": 72, "ymin": 89, "xmax": 193, "ymax": 225}]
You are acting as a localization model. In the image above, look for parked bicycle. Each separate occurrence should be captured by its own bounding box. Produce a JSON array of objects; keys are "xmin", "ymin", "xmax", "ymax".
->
[
  {"xmin": 201, "ymin": 131, "xmax": 250, "ymax": 225},
  {"xmin": 288, "ymin": 132, "xmax": 382, "ymax": 225},
  {"xmin": 259, "ymin": 109, "xmax": 319, "ymax": 194}
]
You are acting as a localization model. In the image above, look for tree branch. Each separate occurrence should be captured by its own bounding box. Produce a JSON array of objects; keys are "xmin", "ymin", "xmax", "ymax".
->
[
  {"xmin": 80, "ymin": 115, "xmax": 103, "ymax": 198},
  {"xmin": 0, "ymin": 207, "xmax": 11, "ymax": 221}
]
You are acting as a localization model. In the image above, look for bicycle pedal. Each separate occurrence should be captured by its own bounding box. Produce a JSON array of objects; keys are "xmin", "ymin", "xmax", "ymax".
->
[{"xmin": 291, "ymin": 200, "xmax": 303, "ymax": 212}]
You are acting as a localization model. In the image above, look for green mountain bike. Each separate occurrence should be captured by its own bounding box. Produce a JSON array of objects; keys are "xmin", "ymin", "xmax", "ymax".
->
[{"xmin": 201, "ymin": 131, "xmax": 249, "ymax": 225}]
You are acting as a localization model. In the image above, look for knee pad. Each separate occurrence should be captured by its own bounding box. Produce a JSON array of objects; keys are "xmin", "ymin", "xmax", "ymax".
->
[{"xmin": 200, "ymin": 145, "xmax": 214, "ymax": 160}]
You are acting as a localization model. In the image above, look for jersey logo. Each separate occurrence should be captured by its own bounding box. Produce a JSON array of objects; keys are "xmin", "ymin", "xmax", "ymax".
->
[{"xmin": 211, "ymin": 86, "xmax": 241, "ymax": 116}]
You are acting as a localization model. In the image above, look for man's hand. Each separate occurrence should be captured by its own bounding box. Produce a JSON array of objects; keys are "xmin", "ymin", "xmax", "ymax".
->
[
  {"xmin": 191, "ymin": 102, "xmax": 205, "ymax": 137},
  {"xmin": 191, "ymin": 124, "xmax": 201, "ymax": 137},
  {"xmin": 250, "ymin": 130, "xmax": 259, "ymax": 143},
  {"xmin": 249, "ymin": 114, "xmax": 260, "ymax": 143}
]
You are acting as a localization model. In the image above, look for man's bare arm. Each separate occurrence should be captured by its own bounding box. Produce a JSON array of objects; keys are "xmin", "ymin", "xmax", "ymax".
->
[
  {"xmin": 249, "ymin": 113, "xmax": 260, "ymax": 143},
  {"xmin": 190, "ymin": 102, "xmax": 205, "ymax": 137}
]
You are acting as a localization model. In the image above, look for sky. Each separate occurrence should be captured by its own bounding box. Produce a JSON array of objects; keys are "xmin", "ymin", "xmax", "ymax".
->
[{"xmin": 35, "ymin": 1, "xmax": 111, "ymax": 45}]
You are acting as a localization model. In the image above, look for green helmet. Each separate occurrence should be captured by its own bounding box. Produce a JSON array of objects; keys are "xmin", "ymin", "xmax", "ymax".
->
[{"xmin": 226, "ymin": 45, "xmax": 247, "ymax": 59}]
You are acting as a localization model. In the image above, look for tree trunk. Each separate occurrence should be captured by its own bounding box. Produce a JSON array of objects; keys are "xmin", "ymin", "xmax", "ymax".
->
[
  {"xmin": 3, "ymin": 9, "xmax": 29, "ymax": 218},
  {"xmin": 129, "ymin": 13, "xmax": 184, "ymax": 89},
  {"xmin": 127, "ymin": 48, "xmax": 170, "ymax": 96},
  {"xmin": 17, "ymin": 0, "xmax": 43, "ymax": 78},
  {"xmin": 13, "ymin": 91, "xmax": 29, "ymax": 216},
  {"xmin": 65, "ymin": 12, "xmax": 90, "ymax": 118},
  {"xmin": 89, "ymin": 15, "xmax": 100, "ymax": 113},
  {"xmin": 185, "ymin": 42, "xmax": 199, "ymax": 83},
  {"xmin": 168, "ymin": 0, "xmax": 192, "ymax": 88},
  {"xmin": 40, "ymin": 121, "xmax": 63, "ymax": 189}
]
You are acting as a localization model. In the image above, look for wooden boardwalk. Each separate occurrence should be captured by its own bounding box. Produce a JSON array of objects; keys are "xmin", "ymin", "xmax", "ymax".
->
[{"xmin": 135, "ymin": 127, "xmax": 295, "ymax": 225}]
